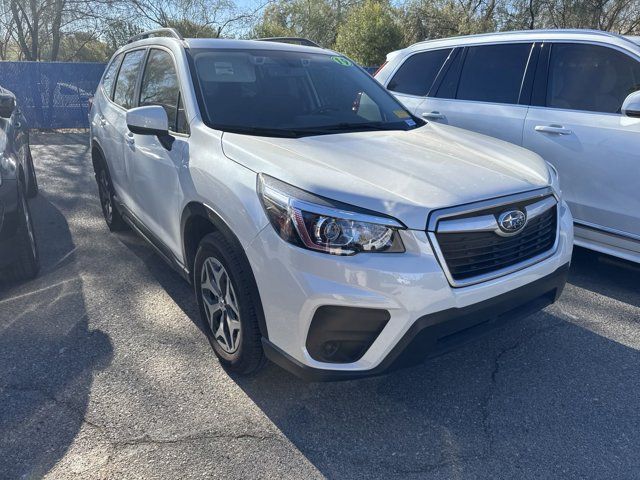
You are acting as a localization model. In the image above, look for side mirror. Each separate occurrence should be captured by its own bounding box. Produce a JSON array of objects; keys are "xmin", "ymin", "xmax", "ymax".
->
[
  {"xmin": 621, "ymin": 90, "xmax": 640, "ymax": 118},
  {"xmin": 126, "ymin": 105, "xmax": 169, "ymax": 136},
  {"xmin": 0, "ymin": 92, "xmax": 16, "ymax": 119}
]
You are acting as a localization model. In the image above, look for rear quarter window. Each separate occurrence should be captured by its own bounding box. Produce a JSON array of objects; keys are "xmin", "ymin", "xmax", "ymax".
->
[
  {"xmin": 387, "ymin": 49, "xmax": 452, "ymax": 96},
  {"xmin": 101, "ymin": 53, "xmax": 123, "ymax": 99}
]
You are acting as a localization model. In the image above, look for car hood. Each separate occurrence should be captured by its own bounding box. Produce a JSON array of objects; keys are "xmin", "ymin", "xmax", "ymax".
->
[{"xmin": 221, "ymin": 123, "xmax": 551, "ymax": 230}]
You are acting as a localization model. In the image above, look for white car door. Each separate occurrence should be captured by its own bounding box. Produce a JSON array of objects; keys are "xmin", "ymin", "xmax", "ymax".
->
[
  {"xmin": 415, "ymin": 43, "xmax": 534, "ymax": 146},
  {"xmin": 523, "ymin": 42, "xmax": 640, "ymax": 240},
  {"xmin": 128, "ymin": 48, "xmax": 188, "ymax": 259}
]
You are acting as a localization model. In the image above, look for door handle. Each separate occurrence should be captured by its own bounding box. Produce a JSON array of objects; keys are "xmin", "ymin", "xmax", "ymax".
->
[
  {"xmin": 99, "ymin": 116, "xmax": 107, "ymax": 127},
  {"xmin": 534, "ymin": 125, "xmax": 572, "ymax": 135},
  {"xmin": 421, "ymin": 111, "xmax": 445, "ymax": 120}
]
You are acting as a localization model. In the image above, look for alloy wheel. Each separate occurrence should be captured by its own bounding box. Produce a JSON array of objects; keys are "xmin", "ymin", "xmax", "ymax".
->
[
  {"xmin": 200, "ymin": 257, "xmax": 242, "ymax": 353},
  {"xmin": 99, "ymin": 170, "xmax": 113, "ymax": 223}
]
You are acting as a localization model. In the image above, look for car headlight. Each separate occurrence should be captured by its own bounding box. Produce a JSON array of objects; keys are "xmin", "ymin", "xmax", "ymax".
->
[
  {"xmin": 257, "ymin": 174, "xmax": 405, "ymax": 255},
  {"xmin": 547, "ymin": 162, "xmax": 561, "ymax": 195}
]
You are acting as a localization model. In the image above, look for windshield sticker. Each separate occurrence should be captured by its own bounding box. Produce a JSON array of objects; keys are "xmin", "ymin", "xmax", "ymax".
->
[
  {"xmin": 405, "ymin": 119, "xmax": 416, "ymax": 127},
  {"xmin": 215, "ymin": 62, "xmax": 234, "ymax": 76},
  {"xmin": 393, "ymin": 109, "xmax": 410, "ymax": 119},
  {"xmin": 331, "ymin": 56, "xmax": 353, "ymax": 66}
]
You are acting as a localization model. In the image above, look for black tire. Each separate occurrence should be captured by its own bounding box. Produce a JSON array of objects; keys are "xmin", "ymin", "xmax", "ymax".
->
[
  {"xmin": 96, "ymin": 165, "xmax": 127, "ymax": 231},
  {"xmin": 5, "ymin": 181, "xmax": 39, "ymax": 281},
  {"xmin": 194, "ymin": 232, "xmax": 265, "ymax": 375},
  {"xmin": 25, "ymin": 147, "xmax": 38, "ymax": 198}
]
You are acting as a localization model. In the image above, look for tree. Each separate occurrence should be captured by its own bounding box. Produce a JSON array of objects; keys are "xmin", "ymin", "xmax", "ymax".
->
[
  {"xmin": 334, "ymin": 0, "xmax": 403, "ymax": 66},
  {"xmin": 122, "ymin": 0, "xmax": 267, "ymax": 39},
  {"xmin": 402, "ymin": 0, "xmax": 497, "ymax": 45},
  {"xmin": 58, "ymin": 30, "xmax": 109, "ymax": 61},
  {"xmin": 251, "ymin": 0, "xmax": 339, "ymax": 47},
  {"xmin": 0, "ymin": 0, "xmax": 112, "ymax": 61}
]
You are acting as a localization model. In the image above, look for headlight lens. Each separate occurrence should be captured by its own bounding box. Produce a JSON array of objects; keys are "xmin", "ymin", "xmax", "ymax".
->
[{"xmin": 258, "ymin": 174, "xmax": 405, "ymax": 255}]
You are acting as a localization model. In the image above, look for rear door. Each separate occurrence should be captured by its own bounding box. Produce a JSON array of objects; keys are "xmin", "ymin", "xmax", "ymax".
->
[
  {"xmin": 108, "ymin": 48, "xmax": 147, "ymax": 209},
  {"xmin": 420, "ymin": 42, "xmax": 535, "ymax": 146},
  {"xmin": 523, "ymin": 42, "xmax": 640, "ymax": 238},
  {"xmin": 93, "ymin": 53, "xmax": 122, "ymax": 182}
]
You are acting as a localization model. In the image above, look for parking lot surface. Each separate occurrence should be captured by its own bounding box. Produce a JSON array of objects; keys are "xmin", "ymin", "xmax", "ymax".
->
[{"xmin": 1, "ymin": 132, "xmax": 639, "ymax": 479}]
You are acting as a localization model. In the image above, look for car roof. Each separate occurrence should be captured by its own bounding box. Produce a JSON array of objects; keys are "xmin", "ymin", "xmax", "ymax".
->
[{"xmin": 394, "ymin": 29, "xmax": 640, "ymax": 57}]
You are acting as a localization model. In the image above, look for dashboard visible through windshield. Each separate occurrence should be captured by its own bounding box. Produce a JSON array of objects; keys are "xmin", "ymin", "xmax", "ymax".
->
[{"xmin": 189, "ymin": 48, "xmax": 423, "ymax": 137}]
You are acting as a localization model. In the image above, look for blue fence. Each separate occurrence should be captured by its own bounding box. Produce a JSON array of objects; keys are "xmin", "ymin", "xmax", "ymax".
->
[{"xmin": 0, "ymin": 62, "xmax": 106, "ymax": 129}]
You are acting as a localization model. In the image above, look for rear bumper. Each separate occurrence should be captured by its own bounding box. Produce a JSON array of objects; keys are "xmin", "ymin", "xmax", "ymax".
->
[
  {"xmin": 0, "ymin": 179, "xmax": 19, "ymax": 269},
  {"xmin": 263, "ymin": 262, "xmax": 570, "ymax": 381}
]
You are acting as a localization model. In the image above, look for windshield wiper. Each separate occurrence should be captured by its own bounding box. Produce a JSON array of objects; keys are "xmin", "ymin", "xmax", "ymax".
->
[
  {"xmin": 293, "ymin": 122, "xmax": 409, "ymax": 135},
  {"xmin": 218, "ymin": 125, "xmax": 300, "ymax": 138}
]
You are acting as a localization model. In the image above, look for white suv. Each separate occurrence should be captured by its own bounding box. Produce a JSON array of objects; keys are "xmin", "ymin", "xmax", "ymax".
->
[
  {"xmin": 376, "ymin": 29, "xmax": 640, "ymax": 264},
  {"xmin": 90, "ymin": 30, "xmax": 573, "ymax": 380}
]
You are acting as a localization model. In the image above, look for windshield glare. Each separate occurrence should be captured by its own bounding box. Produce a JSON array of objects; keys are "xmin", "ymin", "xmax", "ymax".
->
[{"xmin": 190, "ymin": 49, "xmax": 422, "ymax": 136}]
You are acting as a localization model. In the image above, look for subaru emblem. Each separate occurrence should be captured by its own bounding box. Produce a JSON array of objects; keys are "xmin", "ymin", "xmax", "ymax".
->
[{"xmin": 497, "ymin": 210, "xmax": 527, "ymax": 235}]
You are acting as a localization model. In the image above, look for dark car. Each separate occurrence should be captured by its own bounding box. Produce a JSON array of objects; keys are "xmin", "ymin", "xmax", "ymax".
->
[{"xmin": 0, "ymin": 87, "xmax": 39, "ymax": 282}]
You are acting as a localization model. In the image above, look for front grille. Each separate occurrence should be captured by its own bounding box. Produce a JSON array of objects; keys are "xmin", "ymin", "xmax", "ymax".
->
[{"xmin": 435, "ymin": 201, "xmax": 557, "ymax": 282}]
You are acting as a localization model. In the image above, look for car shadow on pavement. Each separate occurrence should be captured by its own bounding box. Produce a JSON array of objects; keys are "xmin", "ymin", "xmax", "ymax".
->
[
  {"xmin": 114, "ymin": 230, "xmax": 207, "ymax": 335},
  {"xmin": 568, "ymin": 246, "xmax": 640, "ymax": 308},
  {"xmin": 0, "ymin": 194, "xmax": 113, "ymax": 479}
]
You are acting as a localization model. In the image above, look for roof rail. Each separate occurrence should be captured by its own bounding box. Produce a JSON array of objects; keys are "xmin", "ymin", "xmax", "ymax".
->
[
  {"xmin": 412, "ymin": 28, "xmax": 638, "ymax": 48},
  {"xmin": 256, "ymin": 37, "xmax": 320, "ymax": 48},
  {"xmin": 127, "ymin": 28, "xmax": 184, "ymax": 44}
]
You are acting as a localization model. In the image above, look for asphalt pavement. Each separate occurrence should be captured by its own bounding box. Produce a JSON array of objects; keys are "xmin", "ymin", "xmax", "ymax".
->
[{"xmin": 1, "ymin": 132, "xmax": 639, "ymax": 479}]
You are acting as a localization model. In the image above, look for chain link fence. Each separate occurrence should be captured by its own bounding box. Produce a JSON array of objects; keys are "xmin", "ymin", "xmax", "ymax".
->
[{"xmin": 0, "ymin": 62, "xmax": 106, "ymax": 129}]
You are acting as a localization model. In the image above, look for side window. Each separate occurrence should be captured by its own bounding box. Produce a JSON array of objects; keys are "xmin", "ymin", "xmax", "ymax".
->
[
  {"xmin": 113, "ymin": 49, "xmax": 146, "ymax": 110},
  {"xmin": 547, "ymin": 43, "xmax": 640, "ymax": 114},
  {"xmin": 387, "ymin": 49, "xmax": 452, "ymax": 96},
  {"xmin": 101, "ymin": 53, "xmax": 122, "ymax": 99},
  {"xmin": 435, "ymin": 50, "xmax": 464, "ymax": 99},
  {"xmin": 456, "ymin": 43, "xmax": 532, "ymax": 104},
  {"xmin": 139, "ymin": 49, "xmax": 186, "ymax": 133}
]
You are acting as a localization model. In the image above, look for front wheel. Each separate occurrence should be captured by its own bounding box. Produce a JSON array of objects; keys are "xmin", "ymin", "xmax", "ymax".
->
[{"xmin": 194, "ymin": 232, "xmax": 265, "ymax": 375}]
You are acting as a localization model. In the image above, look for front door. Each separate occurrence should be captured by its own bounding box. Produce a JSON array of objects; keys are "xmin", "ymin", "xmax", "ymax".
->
[
  {"xmin": 523, "ymin": 42, "xmax": 640, "ymax": 239},
  {"xmin": 129, "ymin": 48, "xmax": 189, "ymax": 259}
]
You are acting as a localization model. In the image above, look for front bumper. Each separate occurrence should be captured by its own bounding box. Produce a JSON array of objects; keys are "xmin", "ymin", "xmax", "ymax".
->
[
  {"xmin": 0, "ymin": 178, "xmax": 19, "ymax": 269},
  {"xmin": 263, "ymin": 263, "xmax": 569, "ymax": 381},
  {"xmin": 246, "ymin": 200, "xmax": 574, "ymax": 380}
]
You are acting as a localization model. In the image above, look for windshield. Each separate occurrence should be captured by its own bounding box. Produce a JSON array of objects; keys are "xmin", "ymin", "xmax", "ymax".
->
[{"xmin": 190, "ymin": 48, "xmax": 423, "ymax": 137}]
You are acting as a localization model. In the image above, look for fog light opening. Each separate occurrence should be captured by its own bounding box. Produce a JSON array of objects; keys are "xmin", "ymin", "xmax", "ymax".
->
[{"xmin": 322, "ymin": 341, "xmax": 340, "ymax": 359}]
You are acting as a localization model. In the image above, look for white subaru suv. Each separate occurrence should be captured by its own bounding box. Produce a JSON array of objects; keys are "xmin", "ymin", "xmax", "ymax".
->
[{"xmin": 90, "ymin": 29, "xmax": 573, "ymax": 380}]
